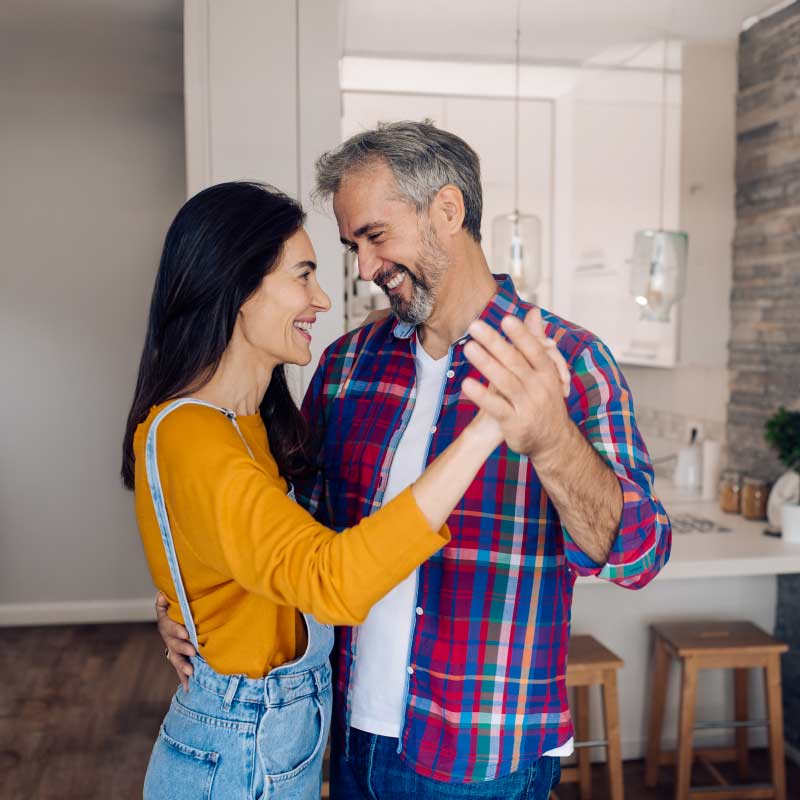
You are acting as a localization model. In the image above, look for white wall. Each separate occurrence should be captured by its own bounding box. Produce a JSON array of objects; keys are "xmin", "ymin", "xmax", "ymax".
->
[
  {"xmin": 0, "ymin": 0, "xmax": 343, "ymax": 625},
  {"xmin": 0, "ymin": 1, "xmax": 186, "ymax": 623},
  {"xmin": 624, "ymin": 43, "xmax": 736, "ymax": 456},
  {"xmin": 184, "ymin": 0, "xmax": 343, "ymax": 390}
]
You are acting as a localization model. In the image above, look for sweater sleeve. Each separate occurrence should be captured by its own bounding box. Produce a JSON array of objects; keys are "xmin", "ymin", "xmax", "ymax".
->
[{"xmin": 157, "ymin": 407, "xmax": 449, "ymax": 625}]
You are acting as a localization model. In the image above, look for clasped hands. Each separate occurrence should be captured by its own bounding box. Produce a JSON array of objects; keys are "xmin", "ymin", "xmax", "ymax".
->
[
  {"xmin": 158, "ymin": 309, "xmax": 574, "ymax": 685},
  {"xmin": 462, "ymin": 309, "xmax": 572, "ymax": 461}
]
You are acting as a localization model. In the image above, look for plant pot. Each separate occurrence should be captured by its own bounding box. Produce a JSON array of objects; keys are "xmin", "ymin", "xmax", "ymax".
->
[
  {"xmin": 782, "ymin": 503, "xmax": 800, "ymax": 544},
  {"xmin": 767, "ymin": 470, "xmax": 800, "ymax": 531}
]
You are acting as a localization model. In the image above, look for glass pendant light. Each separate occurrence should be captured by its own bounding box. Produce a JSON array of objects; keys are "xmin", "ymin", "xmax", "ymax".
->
[
  {"xmin": 492, "ymin": 0, "xmax": 541, "ymax": 301},
  {"xmin": 629, "ymin": 38, "xmax": 688, "ymax": 322},
  {"xmin": 630, "ymin": 229, "xmax": 688, "ymax": 321}
]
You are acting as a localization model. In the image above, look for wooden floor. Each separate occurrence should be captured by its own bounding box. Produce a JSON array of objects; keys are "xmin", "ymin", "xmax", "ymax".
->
[{"xmin": 0, "ymin": 623, "xmax": 798, "ymax": 799}]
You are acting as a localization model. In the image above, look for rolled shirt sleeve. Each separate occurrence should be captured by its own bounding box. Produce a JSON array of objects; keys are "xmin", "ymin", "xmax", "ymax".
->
[{"xmin": 562, "ymin": 338, "xmax": 672, "ymax": 588}]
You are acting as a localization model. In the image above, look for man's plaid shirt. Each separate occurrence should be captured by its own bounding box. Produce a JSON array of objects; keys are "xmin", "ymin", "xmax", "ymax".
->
[{"xmin": 295, "ymin": 275, "xmax": 671, "ymax": 783}]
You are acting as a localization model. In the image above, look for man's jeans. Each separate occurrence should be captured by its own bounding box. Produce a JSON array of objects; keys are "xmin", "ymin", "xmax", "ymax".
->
[{"xmin": 330, "ymin": 727, "xmax": 561, "ymax": 800}]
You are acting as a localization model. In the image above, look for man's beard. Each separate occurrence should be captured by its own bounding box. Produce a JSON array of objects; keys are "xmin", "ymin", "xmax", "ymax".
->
[{"xmin": 377, "ymin": 223, "xmax": 447, "ymax": 325}]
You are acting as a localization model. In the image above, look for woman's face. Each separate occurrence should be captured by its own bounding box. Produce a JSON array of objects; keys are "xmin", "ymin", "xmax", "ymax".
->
[{"xmin": 237, "ymin": 228, "xmax": 331, "ymax": 367}]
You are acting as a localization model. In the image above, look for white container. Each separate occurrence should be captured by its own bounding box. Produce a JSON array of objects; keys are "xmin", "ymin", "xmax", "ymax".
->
[
  {"xmin": 674, "ymin": 443, "xmax": 702, "ymax": 491},
  {"xmin": 782, "ymin": 503, "xmax": 800, "ymax": 544},
  {"xmin": 701, "ymin": 440, "xmax": 722, "ymax": 501}
]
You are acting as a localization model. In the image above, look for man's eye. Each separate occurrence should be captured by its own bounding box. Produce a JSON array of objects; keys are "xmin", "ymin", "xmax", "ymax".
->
[
  {"xmin": 368, "ymin": 233, "xmax": 383, "ymax": 243},
  {"xmin": 345, "ymin": 244, "xmax": 358, "ymax": 254},
  {"xmin": 300, "ymin": 271, "xmax": 311, "ymax": 280}
]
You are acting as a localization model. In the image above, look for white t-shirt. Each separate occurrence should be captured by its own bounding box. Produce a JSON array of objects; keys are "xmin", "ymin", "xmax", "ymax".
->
[
  {"xmin": 349, "ymin": 338, "xmax": 573, "ymax": 757},
  {"xmin": 350, "ymin": 340, "xmax": 448, "ymax": 737}
]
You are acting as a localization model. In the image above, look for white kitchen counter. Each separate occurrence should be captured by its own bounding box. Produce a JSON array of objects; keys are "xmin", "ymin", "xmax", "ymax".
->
[
  {"xmin": 625, "ymin": 482, "xmax": 800, "ymax": 580},
  {"xmin": 569, "ymin": 480, "xmax": 797, "ymax": 762}
]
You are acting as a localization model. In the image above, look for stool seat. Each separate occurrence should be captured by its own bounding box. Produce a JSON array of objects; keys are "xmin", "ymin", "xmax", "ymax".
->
[
  {"xmin": 645, "ymin": 620, "xmax": 787, "ymax": 800},
  {"xmin": 653, "ymin": 621, "xmax": 788, "ymax": 658},
  {"xmin": 568, "ymin": 634, "xmax": 625, "ymax": 678},
  {"xmin": 554, "ymin": 635, "xmax": 625, "ymax": 800}
]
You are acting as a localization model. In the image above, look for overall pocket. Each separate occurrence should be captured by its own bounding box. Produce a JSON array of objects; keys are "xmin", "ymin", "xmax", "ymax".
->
[
  {"xmin": 258, "ymin": 692, "xmax": 327, "ymax": 782},
  {"xmin": 144, "ymin": 724, "xmax": 219, "ymax": 800}
]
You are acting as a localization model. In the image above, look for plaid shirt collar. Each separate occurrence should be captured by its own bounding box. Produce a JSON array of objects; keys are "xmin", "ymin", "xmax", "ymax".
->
[{"xmin": 389, "ymin": 273, "xmax": 530, "ymax": 344}]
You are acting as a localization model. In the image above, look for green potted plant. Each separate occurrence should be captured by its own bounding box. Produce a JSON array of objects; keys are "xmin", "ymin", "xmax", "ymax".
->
[{"xmin": 765, "ymin": 407, "xmax": 800, "ymax": 541}]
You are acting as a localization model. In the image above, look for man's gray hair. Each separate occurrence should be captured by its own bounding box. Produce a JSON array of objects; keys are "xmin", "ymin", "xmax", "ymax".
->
[{"xmin": 314, "ymin": 120, "xmax": 483, "ymax": 243}]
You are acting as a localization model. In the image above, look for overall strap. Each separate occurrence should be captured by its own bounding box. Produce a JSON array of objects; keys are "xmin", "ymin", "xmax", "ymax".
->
[{"xmin": 144, "ymin": 397, "xmax": 253, "ymax": 649}]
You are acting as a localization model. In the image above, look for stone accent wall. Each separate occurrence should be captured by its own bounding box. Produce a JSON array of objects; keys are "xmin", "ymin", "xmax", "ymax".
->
[{"xmin": 734, "ymin": 1, "xmax": 800, "ymax": 752}]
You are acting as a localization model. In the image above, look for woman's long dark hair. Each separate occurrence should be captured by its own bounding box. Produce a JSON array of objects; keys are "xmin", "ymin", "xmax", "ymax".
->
[{"xmin": 121, "ymin": 181, "xmax": 313, "ymax": 490}]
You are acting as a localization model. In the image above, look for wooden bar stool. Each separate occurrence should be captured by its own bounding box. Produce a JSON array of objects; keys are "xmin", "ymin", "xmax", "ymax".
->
[
  {"xmin": 644, "ymin": 621, "xmax": 788, "ymax": 800},
  {"xmin": 552, "ymin": 634, "xmax": 625, "ymax": 800}
]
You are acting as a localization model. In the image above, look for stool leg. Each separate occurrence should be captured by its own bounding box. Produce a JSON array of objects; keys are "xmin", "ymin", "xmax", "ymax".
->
[
  {"xmin": 733, "ymin": 667, "xmax": 749, "ymax": 781},
  {"xmin": 601, "ymin": 669, "xmax": 624, "ymax": 800},
  {"xmin": 574, "ymin": 685, "xmax": 593, "ymax": 799},
  {"xmin": 675, "ymin": 658, "xmax": 698, "ymax": 800},
  {"xmin": 645, "ymin": 633, "xmax": 670, "ymax": 787},
  {"xmin": 764, "ymin": 653, "xmax": 786, "ymax": 800}
]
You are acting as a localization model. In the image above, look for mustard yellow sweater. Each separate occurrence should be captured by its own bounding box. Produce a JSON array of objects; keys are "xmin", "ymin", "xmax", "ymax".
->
[{"xmin": 134, "ymin": 402, "xmax": 449, "ymax": 678}]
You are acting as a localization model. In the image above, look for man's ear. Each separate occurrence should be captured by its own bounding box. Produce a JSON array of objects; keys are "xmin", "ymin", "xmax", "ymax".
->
[{"xmin": 432, "ymin": 184, "xmax": 465, "ymax": 235}]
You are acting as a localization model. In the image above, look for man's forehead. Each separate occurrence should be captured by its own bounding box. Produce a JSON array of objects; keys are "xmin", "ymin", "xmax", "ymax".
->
[
  {"xmin": 334, "ymin": 172, "xmax": 406, "ymax": 236},
  {"xmin": 335, "ymin": 165, "xmax": 392, "ymax": 207}
]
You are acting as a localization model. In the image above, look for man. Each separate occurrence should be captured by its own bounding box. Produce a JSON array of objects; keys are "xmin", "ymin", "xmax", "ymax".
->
[{"xmin": 160, "ymin": 121, "xmax": 671, "ymax": 798}]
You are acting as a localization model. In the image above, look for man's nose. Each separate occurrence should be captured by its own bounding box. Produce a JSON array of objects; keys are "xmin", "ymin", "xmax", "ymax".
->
[{"xmin": 357, "ymin": 250, "xmax": 381, "ymax": 283}]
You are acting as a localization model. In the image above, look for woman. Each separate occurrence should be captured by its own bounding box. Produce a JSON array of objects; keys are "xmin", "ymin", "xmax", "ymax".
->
[{"xmin": 122, "ymin": 181, "xmax": 504, "ymax": 800}]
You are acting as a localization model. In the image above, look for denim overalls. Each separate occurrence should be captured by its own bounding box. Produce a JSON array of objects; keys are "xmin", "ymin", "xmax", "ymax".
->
[{"xmin": 142, "ymin": 399, "xmax": 334, "ymax": 800}]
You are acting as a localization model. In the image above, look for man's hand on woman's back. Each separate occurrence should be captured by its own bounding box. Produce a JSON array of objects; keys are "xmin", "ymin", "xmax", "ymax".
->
[{"xmin": 156, "ymin": 592, "xmax": 196, "ymax": 692}]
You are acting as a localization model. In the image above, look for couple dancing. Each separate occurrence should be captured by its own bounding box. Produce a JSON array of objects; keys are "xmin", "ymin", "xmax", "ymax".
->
[{"xmin": 123, "ymin": 121, "xmax": 671, "ymax": 799}]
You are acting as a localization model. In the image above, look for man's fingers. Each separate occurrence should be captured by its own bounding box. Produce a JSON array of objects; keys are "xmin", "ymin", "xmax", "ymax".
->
[
  {"xmin": 522, "ymin": 311, "xmax": 572, "ymax": 397},
  {"xmin": 462, "ymin": 377, "xmax": 513, "ymax": 420},
  {"xmin": 541, "ymin": 339, "xmax": 571, "ymax": 398},
  {"xmin": 499, "ymin": 315, "xmax": 555, "ymax": 377},
  {"xmin": 467, "ymin": 320, "xmax": 533, "ymax": 379},
  {"xmin": 524, "ymin": 308, "xmax": 545, "ymax": 339},
  {"xmin": 463, "ymin": 340, "xmax": 521, "ymax": 402},
  {"xmin": 166, "ymin": 651, "xmax": 193, "ymax": 691},
  {"xmin": 155, "ymin": 591, "xmax": 169, "ymax": 618},
  {"xmin": 156, "ymin": 591, "xmax": 195, "ymax": 691},
  {"xmin": 167, "ymin": 638, "xmax": 197, "ymax": 658},
  {"xmin": 157, "ymin": 603, "xmax": 191, "ymax": 642},
  {"xmin": 155, "ymin": 592, "xmax": 190, "ymax": 642}
]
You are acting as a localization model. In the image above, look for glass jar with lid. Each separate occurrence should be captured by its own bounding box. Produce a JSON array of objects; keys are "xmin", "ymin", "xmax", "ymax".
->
[
  {"xmin": 719, "ymin": 470, "xmax": 741, "ymax": 514},
  {"xmin": 741, "ymin": 477, "xmax": 769, "ymax": 521}
]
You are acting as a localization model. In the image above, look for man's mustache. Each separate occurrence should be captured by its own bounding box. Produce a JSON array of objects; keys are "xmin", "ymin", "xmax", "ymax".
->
[
  {"xmin": 374, "ymin": 264, "xmax": 408, "ymax": 289},
  {"xmin": 375, "ymin": 265, "xmax": 429, "ymax": 293}
]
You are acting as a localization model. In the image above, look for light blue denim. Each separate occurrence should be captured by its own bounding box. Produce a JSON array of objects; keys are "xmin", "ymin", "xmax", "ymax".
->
[{"xmin": 142, "ymin": 398, "xmax": 334, "ymax": 799}]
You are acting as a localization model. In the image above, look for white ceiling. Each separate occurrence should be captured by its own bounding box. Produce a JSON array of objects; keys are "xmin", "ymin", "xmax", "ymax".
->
[{"xmin": 342, "ymin": 0, "xmax": 781, "ymax": 64}]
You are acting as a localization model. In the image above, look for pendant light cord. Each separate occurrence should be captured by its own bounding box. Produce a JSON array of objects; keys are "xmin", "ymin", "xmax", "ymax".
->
[
  {"xmin": 513, "ymin": 0, "xmax": 521, "ymax": 215},
  {"xmin": 658, "ymin": 36, "xmax": 668, "ymax": 232}
]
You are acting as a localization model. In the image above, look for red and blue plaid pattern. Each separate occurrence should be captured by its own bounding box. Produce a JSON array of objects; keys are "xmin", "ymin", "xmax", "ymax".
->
[{"xmin": 296, "ymin": 275, "xmax": 671, "ymax": 783}]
